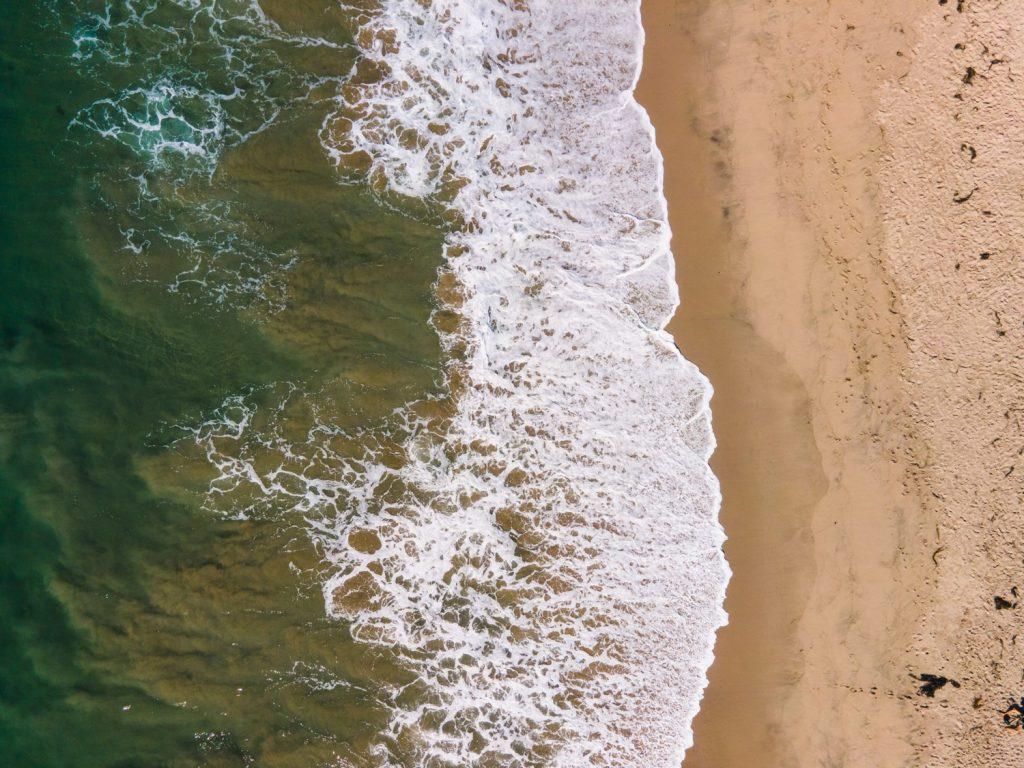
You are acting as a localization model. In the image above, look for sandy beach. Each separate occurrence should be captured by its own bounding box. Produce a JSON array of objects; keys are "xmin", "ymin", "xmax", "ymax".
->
[{"xmin": 639, "ymin": 0, "xmax": 1024, "ymax": 765}]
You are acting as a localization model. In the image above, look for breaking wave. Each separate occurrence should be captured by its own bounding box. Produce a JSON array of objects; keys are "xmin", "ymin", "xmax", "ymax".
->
[{"xmin": 189, "ymin": 0, "xmax": 728, "ymax": 765}]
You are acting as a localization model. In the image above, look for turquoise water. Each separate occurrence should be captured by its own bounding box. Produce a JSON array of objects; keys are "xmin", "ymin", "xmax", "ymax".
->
[{"xmin": 0, "ymin": 3, "xmax": 445, "ymax": 765}]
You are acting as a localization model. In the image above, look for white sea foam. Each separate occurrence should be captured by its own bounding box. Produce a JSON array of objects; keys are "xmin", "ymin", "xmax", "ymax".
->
[
  {"xmin": 190, "ymin": 0, "xmax": 729, "ymax": 764},
  {"xmin": 72, "ymin": 79, "xmax": 230, "ymax": 170}
]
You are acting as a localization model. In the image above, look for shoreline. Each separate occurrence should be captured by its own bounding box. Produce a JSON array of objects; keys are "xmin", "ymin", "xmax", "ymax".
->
[
  {"xmin": 637, "ymin": 3, "xmax": 826, "ymax": 764},
  {"xmin": 638, "ymin": 1, "xmax": 934, "ymax": 764}
]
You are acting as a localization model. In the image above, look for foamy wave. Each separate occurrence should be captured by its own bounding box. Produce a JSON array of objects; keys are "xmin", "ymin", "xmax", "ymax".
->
[{"xmin": 194, "ymin": 0, "xmax": 728, "ymax": 764}]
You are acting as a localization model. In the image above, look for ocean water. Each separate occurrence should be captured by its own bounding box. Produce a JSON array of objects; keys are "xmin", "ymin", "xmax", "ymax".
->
[{"xmin": 1, "ymin": 2, "xmax": 727, "ymax": 767}]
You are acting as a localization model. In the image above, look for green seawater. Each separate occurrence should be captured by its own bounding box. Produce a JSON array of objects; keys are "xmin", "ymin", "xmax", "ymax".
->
[{"xmin": 0, "ymin": 2, "xmax": 444, "ymax": 765}]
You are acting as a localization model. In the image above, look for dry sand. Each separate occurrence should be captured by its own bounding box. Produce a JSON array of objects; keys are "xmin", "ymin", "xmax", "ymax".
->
[{"xmin": 638, "ymin": 0, "xmax": 1024, "ymax": 765}]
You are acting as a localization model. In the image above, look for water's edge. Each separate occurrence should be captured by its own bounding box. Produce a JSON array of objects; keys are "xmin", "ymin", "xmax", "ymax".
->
[{"xmin": 630, "ymin": 1, "xmax": 731, "ymax": 760}]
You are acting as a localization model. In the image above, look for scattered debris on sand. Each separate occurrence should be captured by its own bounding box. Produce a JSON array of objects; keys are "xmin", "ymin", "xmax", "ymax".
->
[{"xmin": 914, "ymin": 674, "xmax": 961, "ymax": 697}]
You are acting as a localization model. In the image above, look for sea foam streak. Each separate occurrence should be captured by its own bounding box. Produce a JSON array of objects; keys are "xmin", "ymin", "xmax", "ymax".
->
[{"xmin": 197, "ymin": 0, "xmax": 728, "ymax": 764}]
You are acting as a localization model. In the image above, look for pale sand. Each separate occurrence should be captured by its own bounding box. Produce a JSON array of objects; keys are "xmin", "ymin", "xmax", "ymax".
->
[{"xmin": 639, "ymin": 0, "xmax": 1024, "ymax": 765}]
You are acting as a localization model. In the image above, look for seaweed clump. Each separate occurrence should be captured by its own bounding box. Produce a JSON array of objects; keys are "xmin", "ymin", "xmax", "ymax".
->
[
  {"xmin": 914, "ymin": 674, "xmax": 960, "ymax": 697},
  {"xmin": 1002, "ymin": 697, "xmax": 1024, "ymax": 729}
]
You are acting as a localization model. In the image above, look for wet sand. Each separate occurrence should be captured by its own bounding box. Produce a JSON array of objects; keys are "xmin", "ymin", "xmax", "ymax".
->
[
  {"xmin": 635, "ymin": 0, "xmax": 1007, "ymax": 765},
  {"xmin": 638, "ymin": 4, "xmax": 826, "ymax": 764}
]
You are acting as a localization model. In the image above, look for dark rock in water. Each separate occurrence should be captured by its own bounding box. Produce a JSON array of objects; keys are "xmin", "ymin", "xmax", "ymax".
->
[{"xmin": 914, "ymin": 673, "xmax": 960, "ymax": 697}]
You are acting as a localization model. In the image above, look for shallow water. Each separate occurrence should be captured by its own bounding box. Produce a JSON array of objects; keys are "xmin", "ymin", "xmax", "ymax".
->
[{"xmin": 1, "ymin": 3, "xmax": 444, "ymax": 765}]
